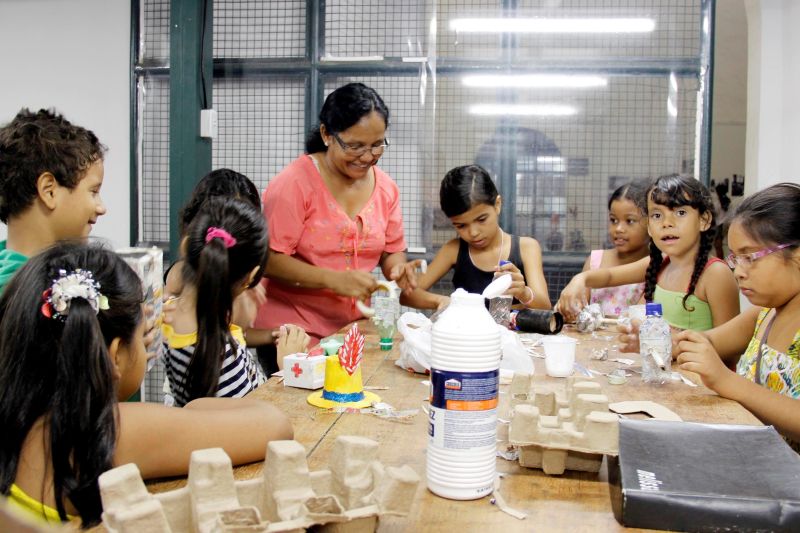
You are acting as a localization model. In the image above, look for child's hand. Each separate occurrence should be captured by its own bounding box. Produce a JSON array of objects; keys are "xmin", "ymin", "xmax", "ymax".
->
[
  {"xmin": 555, "ymin": 274, "xmax": 589, "ymax": 322},
  {"xmin": 388, "ymin": 259, "xmax": 425, "ymax": 294},
  {"xmin": 276, "ymin": 324, "xmax": 310, "ymax": 360},
  {"xmin": 494, "ymin": 262, "xmax": 526, "ymax": 301},
  {"xmin": 142, "ymin": 303, "xmax": 159, "ymax": 361},
  {"xmin": 616, "ymin": 319, "xmax": 641, "ymax": 353},
  {"xmin": 675, "ymin": 330, "xmax": 732, "ymax": 392}
]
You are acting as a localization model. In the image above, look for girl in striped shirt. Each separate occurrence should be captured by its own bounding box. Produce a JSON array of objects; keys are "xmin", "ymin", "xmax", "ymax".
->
[{"xmin": 163, "ymin": 196, "xmax": 308, "ymax": 406}]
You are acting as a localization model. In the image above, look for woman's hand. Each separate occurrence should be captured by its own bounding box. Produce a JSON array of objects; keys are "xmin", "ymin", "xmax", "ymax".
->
[
  {"xmin": 142, "ymin": 303, "xmax": 159, "ymax": 361},
  {"xmin": 495, "ymin": 262, "xmax": 527, "ymax": 301},
  {"xmin": 388, "ymin": 259, "xmax": 425, "ymax": 294},
  {"xmin": 327, "ymin": 270, "xmax": 378, "ymax": 301},
  {"xmin": 276, "ymin": 324, "xmax": 311, "ymax": 361},
  {"xmin": 675, "ymin": 329, "xmax": 734, "ymax": 393},
  {"xmin": 555, "ymin": 273, "xmax": 589, "ymax": 322}
]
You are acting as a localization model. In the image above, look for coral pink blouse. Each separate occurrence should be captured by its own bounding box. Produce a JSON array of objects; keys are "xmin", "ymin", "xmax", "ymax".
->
[{"xmin": 254, "ymin": 155, "xmax": 407, "ymax": 340}]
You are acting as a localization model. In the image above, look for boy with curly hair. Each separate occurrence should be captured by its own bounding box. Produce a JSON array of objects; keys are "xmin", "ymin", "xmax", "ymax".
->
[{"xmin": 0, "ymin": 108, "xmax": 107, "ymax": 292}]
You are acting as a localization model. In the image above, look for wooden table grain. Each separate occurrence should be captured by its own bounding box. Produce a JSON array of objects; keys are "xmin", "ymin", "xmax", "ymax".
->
[{"xmin": 139, "ymin": 323, "xmax": 761, "ymax": 532}]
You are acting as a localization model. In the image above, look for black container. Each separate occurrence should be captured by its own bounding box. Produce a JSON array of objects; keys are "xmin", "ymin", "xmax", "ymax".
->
[{"xmin": 513, "ymin": 309, "xmax": 564, "ymax": 334}]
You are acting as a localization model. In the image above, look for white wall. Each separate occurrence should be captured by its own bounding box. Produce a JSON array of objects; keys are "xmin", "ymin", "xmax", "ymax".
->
[
  {"xmin": 710, "ymin": 0, "xmax": 747, "ymax": 184},
  {"xmin": 0, "ymin": 0, "xmax": 131, "ymax": 248},
  {"xmin": 744, "ymin": 0, "xmax": 800, "ymax": 193}
]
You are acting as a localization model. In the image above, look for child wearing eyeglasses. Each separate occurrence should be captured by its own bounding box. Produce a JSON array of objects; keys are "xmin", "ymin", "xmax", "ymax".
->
[
  {"xmin": 674, "ymin": 183, "xmax": 800, "ymax": 452},
  {"xmin": 558, "ymin": 174, "xmax": 740, "ymax": 330}
]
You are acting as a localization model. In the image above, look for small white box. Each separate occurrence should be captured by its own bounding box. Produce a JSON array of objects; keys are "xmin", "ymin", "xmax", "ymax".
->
[{"xmin": 283, "ymin": 354, "xmax": 326, "ymax": 390}]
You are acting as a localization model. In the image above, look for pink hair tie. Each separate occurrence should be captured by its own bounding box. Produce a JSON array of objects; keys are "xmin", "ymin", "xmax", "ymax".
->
[{"xmin": 205, "ymin": 227, "xmax": 237, "ymax": 248}]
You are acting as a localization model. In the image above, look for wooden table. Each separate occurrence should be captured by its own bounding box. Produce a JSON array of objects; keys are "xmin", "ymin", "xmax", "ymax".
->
[{"xmin": 143, "ymin": 323, "xmax": 760, "ymax": 532}]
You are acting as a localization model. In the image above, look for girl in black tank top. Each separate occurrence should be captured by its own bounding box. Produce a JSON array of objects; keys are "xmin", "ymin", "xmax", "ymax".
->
[{"xmin": 402, "ymin": 165, "xmax": 551, "ymax": 311}]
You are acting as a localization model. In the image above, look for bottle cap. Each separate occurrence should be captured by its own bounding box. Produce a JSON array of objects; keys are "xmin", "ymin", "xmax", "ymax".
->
[{"xmin": 645, "ymin": 302, "xmax": 663, "ymax": 316}]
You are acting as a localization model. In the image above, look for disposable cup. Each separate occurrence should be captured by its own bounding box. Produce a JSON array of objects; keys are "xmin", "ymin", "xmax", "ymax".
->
[{"xmin": 542, "ymin": 335, "xmax": 577, "ymax": 377}]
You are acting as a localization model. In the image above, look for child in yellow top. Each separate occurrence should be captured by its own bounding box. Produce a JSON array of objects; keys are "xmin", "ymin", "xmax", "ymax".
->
[
  {"xmin": 675, "ymin": 183, "xmax": 800, "ymax": 452},
  {"xmin": 0, "ymin": 243, "xmax": 292, "ymax": 527}
]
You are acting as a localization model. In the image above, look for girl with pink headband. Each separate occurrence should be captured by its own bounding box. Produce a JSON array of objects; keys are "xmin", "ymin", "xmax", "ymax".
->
[{"xmin": 163, "ymin": 197, "xmax": 308, "ymax": 407}]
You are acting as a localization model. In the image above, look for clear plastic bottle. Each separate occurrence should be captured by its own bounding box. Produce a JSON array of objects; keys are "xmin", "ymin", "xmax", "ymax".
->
[
  {"xmin": 639, "ymin": 302, "xmax": 672, "ymax": 384},
  {"xmin": 427, "ymin": 289, "xmax": 501, "ymax": 500}
]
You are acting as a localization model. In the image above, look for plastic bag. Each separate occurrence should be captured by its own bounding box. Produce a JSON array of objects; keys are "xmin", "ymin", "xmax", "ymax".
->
[
  {"xmin": 396, "ymin": 312, "xmax": 535, "ymax": 377},
  {"xmin": 396, "ymin": 312, "xmax": 432, "ymax": 373}
]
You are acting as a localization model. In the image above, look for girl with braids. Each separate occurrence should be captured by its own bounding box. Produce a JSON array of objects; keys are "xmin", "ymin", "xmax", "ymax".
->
[
  {"xmin": 163, "ymin": 196, "xmax": 308, "ymax": 407},
  {"xmin": 0, "ymin": 242, "xmax": 292, "ymax": 527},
  {"xmin": 675, "ymin": 183, "xmax": 800, "ymax": 452},
  {"xmin": 557, "ymin": 174, "xmax": 739, "ymax": 331}
]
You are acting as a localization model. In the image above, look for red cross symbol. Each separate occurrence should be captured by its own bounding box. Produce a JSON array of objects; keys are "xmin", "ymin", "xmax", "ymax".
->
[{"xmin": 291, "ymin": 362, "xmax": 303, "ymax": 378}]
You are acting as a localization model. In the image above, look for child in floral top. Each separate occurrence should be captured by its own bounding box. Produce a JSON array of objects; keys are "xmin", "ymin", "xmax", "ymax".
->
[
  {"xmin": 583, "ymin": 179, "xmax": 650, "ymax": 317},
  {"xmin": 675, "ymin": 183, "xmax": 800, "ymax": 452}
]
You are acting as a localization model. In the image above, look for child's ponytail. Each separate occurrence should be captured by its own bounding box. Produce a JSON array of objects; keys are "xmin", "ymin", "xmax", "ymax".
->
[
  {"xmin": 0, "ymin": 242, "xmax": 143, "ymax": 527},
  {"xmin": 644, "ymin": 240, "xmax": 663, "ymax": 303},
  {"xmin": 50, "ymin": 296, "xmax": 116, "ymax": 522},
  {"xmin": 182, "ymin": 197, "xmax": 268, "ymax": 402},
  {"xmin": 683, "ymin": 228, "xmax": 715, "ymax": 310}
]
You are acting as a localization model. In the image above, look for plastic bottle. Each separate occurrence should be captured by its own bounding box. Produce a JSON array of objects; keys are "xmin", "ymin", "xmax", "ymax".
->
[
  {"xmin": 427, "ymin": 289, "xmax": 501, "ymax": 500},
  {"xmin": 372, "ymin": 290, "xmax": 400, "ymax": 350},
  {"xmin": 639, "ymin": 302, "xmax": 672, "ymax": 384}
]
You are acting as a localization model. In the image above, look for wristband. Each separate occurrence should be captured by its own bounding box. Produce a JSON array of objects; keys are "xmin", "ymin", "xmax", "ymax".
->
[{"xmin": 519, "ymin": 286, "xmax": 535, "ymax": 305}]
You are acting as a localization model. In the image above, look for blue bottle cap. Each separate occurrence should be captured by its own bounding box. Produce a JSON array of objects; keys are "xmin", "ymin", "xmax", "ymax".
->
[{"xmin": 645, "ymin": 302, "xmax": 663, "ymax": 316}]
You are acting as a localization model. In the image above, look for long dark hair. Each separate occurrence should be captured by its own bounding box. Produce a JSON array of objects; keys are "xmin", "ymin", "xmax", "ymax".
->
[
  {"xmin": 731, "ymin": 182, "xmax": 800, "ymax": 253},
  {"xmin": 643, "ymin": 174, "xmax": 716, "ymax": 310},
  {"xmin": 179, "ymin": 168, "xmax": 260, "ymax": 235},
  {"xmin": 0, "ymin": 242, "xmax": 143, "ymax": 526},
  {"xmin": 439, "ymin": 164, "xmax": 499, "ymax": 218},
  {"xmin": 181, "ymin": 197, "xmax": 268, "ymax": 401},
  {"xmin": 305, "ymin": 83, "xmax": 390, "ymax": 154}
]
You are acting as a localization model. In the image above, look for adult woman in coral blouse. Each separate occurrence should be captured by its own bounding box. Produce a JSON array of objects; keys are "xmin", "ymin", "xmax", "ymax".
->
[{"xmin": 254, "ymin": 83, "xmax": 419, "ymax": 353}]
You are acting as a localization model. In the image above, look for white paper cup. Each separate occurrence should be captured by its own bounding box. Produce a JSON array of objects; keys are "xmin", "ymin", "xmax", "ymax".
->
[
  {"xmin": 627, "ymin": 304, "xmax": 646, "ymax": 323},
  {"xmin": 542, "ymin": 335, "xmax": 577, "ymax": 377}
]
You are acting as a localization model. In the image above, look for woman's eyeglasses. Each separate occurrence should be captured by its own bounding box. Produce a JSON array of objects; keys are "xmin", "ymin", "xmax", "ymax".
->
[
  {"xmin": 332, "ymin": 133, "xmax": 389, "ymax": 157},
  {"xmin": 725, "ymin": 243, "xmax": 795, "ymax": 269}
]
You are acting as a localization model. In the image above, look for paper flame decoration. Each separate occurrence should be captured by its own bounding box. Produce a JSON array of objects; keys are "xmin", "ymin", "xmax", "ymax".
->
[{"xmin": 338, "ymin": 323, "xmax": 365, "ymax": 376}]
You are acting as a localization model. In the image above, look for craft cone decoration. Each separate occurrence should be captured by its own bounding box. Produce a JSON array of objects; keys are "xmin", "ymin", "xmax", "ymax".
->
[{"xmin": 308, "ymin": 323, "xmax": 380, "ymax": 409}]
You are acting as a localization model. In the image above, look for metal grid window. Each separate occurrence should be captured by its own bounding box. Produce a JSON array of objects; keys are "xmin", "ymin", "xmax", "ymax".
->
[
  {"xmin": 214, "ymin": 0, "xmax": 306, "ymax": 58},
  {"xmin": 134, "ymin": 0, "xmax": 711, "ymax": 400},
  {"xmin": 212, "ymin": 77, "xmax": 306, "ymax": 191}
]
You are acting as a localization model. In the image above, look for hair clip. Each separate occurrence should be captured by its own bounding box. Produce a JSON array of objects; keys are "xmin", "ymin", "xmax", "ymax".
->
[
  {"xmin": 205, "ymin": 227, "xmax": 237, "ymax": 248},
  {"xmin": 41, "ymin": 268, "xmax": 109, "ymax": 320}
]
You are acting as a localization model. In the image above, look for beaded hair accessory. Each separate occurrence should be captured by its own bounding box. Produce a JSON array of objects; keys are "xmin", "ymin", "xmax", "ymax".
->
[
  {"xmin": 41, "ymin": 268, "xmax": 109, "ymax": 320},
  {"xmin": 205, "ymin": 227, "xmax": 237, "ymax": 248}
]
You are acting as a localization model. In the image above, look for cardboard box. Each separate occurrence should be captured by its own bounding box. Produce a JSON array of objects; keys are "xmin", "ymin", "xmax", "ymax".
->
[
  {"xmin": 610, "ymin": 419, "xmax": 800, "ymax": 532},
  {"xmin": 283, "ymin": 353, "xmax": 326, "ymax": 390},
  {"xmin": 116, "ymin": 247, "xmax": 164, "ymax": 370}
]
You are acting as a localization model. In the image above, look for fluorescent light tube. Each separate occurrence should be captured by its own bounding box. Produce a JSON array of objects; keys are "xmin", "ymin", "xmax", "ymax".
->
[
  {"xmin": 469, "ymin": 104, "xmax": 577, "ymax": 116},
  {"xmin": 449, "ymin": 17, "xmax": 655, "ymax": 34},
  {"xmin": 463, "ymin": 74, "xmax": 607, "ymax": 88}
]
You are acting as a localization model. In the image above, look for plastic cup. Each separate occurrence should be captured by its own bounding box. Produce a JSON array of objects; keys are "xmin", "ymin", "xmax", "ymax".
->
[{"xmin": 542, "ymin": 335, "xmax": 577, "ymax": 377}]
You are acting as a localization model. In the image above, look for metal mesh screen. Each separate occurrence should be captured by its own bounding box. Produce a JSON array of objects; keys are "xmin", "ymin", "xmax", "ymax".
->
[
  {"xmin": 214, "ymin": 0, "xmax": 306, "ymax": 58},
  {"xmin": 141, "ymin": 0, "xmax": 170, "ymax": 63},
  {"xmin": 324, "ymin": 75, "xmax": 427, "ymax": 249},
  {"xmin": 138, "ymin": 74, "xmax": 171, "ymax": 244},
  {"xmin": 325, "ymin": 0, "xmax": 429, "ymax": 58},
  {"xmin": 212, "ymin": 77, "xmax": 306, "ymax": 192}
]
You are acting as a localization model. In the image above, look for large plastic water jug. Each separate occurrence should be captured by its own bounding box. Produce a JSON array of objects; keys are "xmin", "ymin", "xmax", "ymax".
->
[{"xmin": 427, "ymin": 289, "xmax": 502, "ymax": 500}]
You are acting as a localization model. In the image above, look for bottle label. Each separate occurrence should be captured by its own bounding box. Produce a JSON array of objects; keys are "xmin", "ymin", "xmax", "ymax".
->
[{"xmin": 429, "ymin": 369, "xmax": 498, "ymax": 449}]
